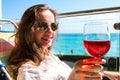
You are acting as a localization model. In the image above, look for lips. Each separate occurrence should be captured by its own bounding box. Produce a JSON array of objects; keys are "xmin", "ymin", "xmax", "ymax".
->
[{"xmin": 42, "ymin": 35, "xmax": 53, "ymax": 43}]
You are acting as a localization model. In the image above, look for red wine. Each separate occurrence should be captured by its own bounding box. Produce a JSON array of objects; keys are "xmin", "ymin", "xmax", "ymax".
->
[{"xmin": 84, "ymin": 40, "xmax": 110, "ymax": 57}]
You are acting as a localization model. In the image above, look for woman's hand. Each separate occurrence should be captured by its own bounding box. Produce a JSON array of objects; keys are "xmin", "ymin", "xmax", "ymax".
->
[{"xmin": 68, "ymin": 57, "xmax": 106, "ymax": 80}]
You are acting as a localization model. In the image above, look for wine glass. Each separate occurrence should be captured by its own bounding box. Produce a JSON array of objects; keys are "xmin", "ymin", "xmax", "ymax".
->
[{"xmin": 83, "ymin": 22, "xmax": 111, "ymax": 58}]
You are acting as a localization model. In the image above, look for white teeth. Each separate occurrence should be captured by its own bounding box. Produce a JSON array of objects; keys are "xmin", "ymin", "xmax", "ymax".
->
[
  {"xmin": 42, "ymin": 34, "xmax": 53, "ymax": 41},
  {"xmin": 42, "ymin": 37, "xmax": 52, "ymax": 41}
]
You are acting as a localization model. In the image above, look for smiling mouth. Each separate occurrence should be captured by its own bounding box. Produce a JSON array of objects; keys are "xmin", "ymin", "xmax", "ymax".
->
[{"xmin": 42, "ymin": 36, "xmax": 53, "ymax": 42}]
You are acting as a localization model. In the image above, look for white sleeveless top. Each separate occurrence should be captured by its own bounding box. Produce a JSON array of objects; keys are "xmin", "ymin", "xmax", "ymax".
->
[{"xmin": 17, "ymin": 54, "xmax": 72, "ymax": 80}]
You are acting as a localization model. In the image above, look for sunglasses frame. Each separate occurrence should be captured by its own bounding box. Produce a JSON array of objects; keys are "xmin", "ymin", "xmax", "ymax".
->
[{"xmin": 34, "ymin": 22, "xmax": 58, "ymax": 32}]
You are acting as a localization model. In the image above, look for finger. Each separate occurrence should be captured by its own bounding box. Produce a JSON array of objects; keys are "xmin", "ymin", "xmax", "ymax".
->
[
  {"xmin": 85, "ymin": 72, "xmax": 103, "ymax": 77},
  {"xmin": 74, "ymin": 58, "xmax": 105, "ymax": 67},
  {"xmin": 75, "ymin": 70, "xmax": 103, "ymax": 77},
  {"xmin": 69, "ymin": 68, "xmax": 103, "ymax": 80},
  {"xmin": 103, "ymin": 71, "xmax": 120, "ymax": 80},
  {"xmin": 84, "ymin": 77, "xmax": 102, "ymax": 80},
  {"xmin": 75, "ymin": 71, "xmax": 103, "ymax": 80},
  {"xmin": 75, "ymin": 64, "xmax": 103, "ymax": 73},
  {"xmin": 82, "ymin": 57, "xmax": 106, "ymax": 64},
  {"xmin": 82, "ymin": 64, "xmax": 103, "ymax": 72}
]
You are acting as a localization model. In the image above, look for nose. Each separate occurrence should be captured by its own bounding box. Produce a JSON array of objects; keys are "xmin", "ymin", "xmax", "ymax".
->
[{"xmin": 46, "ymin": 25, "xmax": 53, "ymax": 32}]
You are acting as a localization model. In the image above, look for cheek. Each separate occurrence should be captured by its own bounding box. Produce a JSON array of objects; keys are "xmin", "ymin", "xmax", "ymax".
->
[{"xmin": 34, "ymin": 32, "xmax": 43, "ymax": 43}]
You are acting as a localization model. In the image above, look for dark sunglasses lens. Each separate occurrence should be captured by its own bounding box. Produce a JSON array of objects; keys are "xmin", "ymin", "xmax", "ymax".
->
[
  {"xmin": 51, "ymin": 23, "xmax": 58, "ymax": 31},
  {"xmin": 37, "ymin": 22, "xmax": 48, "ymax": 31}
]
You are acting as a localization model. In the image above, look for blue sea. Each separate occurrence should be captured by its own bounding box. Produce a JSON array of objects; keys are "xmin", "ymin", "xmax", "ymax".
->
[{"xmin": 52, "ymin": 33, "xmax": 120, "ymax": 57}]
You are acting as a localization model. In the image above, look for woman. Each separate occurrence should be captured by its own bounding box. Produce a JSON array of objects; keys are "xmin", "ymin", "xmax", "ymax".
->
[{"xmin": 7, "ymin": 4, "xmax": 105, "ymax": 80}]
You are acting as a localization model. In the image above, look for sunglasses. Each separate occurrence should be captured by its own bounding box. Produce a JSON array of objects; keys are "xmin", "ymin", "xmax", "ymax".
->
[{"xmin": 34, "ymin": 22, "xmax": 58, "ymax": 32}]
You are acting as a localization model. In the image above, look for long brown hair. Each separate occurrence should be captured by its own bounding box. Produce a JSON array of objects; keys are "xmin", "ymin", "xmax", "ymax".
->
[{"xmin": 7, "ymin": 4, "xmax": 57, "ymax": 79}]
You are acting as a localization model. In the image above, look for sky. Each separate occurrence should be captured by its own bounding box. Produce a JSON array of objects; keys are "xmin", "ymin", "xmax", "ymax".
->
[
  {"xmin": 2, "ymin": 0, "xmax": 120, "ymax": 20},
  {"xmin": 1, "ymin": 0, "xmax": 120, "ymax": 33}
]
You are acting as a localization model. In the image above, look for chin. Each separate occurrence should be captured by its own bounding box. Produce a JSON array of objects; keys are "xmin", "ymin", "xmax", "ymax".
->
[{"xmin": 42, "ymin": 44, "xmax": 52, "ymax": 49}]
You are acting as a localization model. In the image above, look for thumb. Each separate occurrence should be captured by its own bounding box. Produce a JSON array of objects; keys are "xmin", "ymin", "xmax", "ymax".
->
[{"xmin": 103, "ymin": 71, "xmax": 120, "ymax": 80}]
